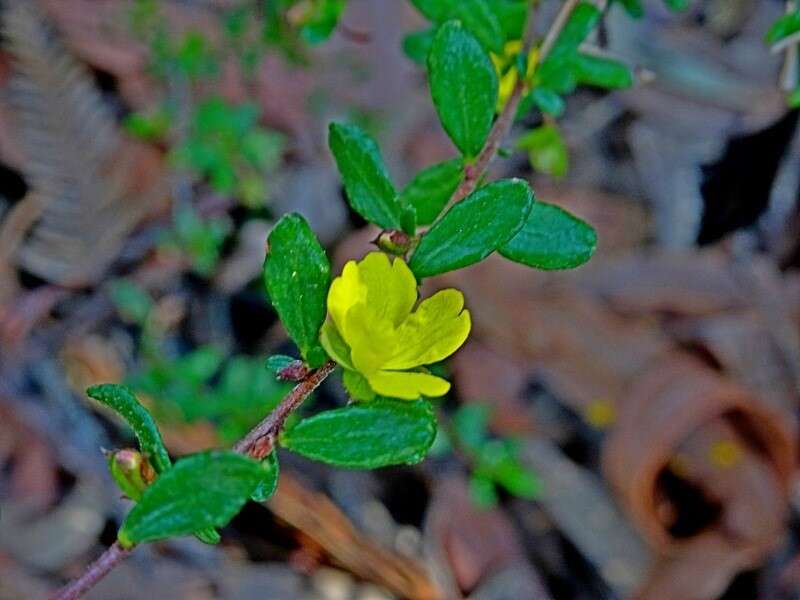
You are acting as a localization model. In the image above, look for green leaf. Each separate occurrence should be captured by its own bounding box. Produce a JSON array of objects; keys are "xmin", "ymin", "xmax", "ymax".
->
[
  {"xmin": 265, "ymin": 354, "xmax": 299, "ymax": 377},
  {"xmin": 453, "ymin": 404, "xmax": 490, "ymax": 452},
  {"xmin": 264, "ymin": 214, "xmax": 331, "ymax": 366},
  {"xmin": 342, "ymin": 369, "xmax": 376, "ymax": 401},
  {"xmin": 194, "ymin": 528, "xmax": 221, "ymax": 545},
  {"xmin": 766, "ymin": 11, "xmax": 800, "ymax": 44},
  {"xmin": 328, "ymin": 122, "xmax": 402, "ymax": 229},
  {"xmin": 531, "ymin": 88, "xmax": 565, "ymax": 117},
  {"xmin": 87, "ymin": 384, "xmax": 171, "ymax": 474},
  {"xmin": 108, "ymin": 279, "xmax": 153, "ymax": 325},
  {"xmin": 409, "ymin": 178, "xmax": 533, "ymax": 278},
  {"xmin": 544, "ymin": 2, "xmax": 601, "ymax": 64},
  {"xmin": 488, "ymin": 0, "xmax": 528, "ymax": 40},
  {"xmin": 427, "ymin": 21, "xmax": 499, "ymax": 159},
  {"xmin": 299, "ymin": 0, "xmax": 347, "ymax": 44},
  {"xmin": 498, "ymin": 201, "xmax": 596, "ymax": 270},
  {"xmin": 251, "ymin": 452, "xmax": 280, "ymax": 502},
  {"xmin": 398, "ymin": 158, "xmax": 463, "ymax": 226},
  {"xmin": 469, "ymin": 474, "xmax": 498, "ymax": 507},
  {"xmin": 517, "ymin": 124, "xmax": 569, "ymax": 178},
  {"xmin": 402, "ymin": 28, "xmax": 436, "ymax": 65},
  {"xmin": 411, "ymin": 0, "xmax": 505, "ymax": 53},
  {"xmin": 789, "ymin": 87, "xmax": 800, "ymax": 108},
  {"xmin": 281, "ymin": 399, "xmax": 437, "ymax": 469},
  {"xmin": 615, "ymin": 0, "xmax": 644, "ymax": 18},
  {"xmin": 663, "ymin": 0, "xmax": 689, "ymax": 11},
  {"xmin": 118, "ymin": 450, "xmax": 266, "ymax": 547},
  {"xmin": 572, "ymin": 53, "xmax": 634, "ymax": 89}
]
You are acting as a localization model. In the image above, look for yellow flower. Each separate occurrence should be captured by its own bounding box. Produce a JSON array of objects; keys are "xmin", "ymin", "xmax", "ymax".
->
[
  {"xmin": 320, "ymin": 252, "xmax": 471, "ymax": 400},
  {"xmin": 491, "ymin": 41, "xmax": 539, "ymax": 112}
]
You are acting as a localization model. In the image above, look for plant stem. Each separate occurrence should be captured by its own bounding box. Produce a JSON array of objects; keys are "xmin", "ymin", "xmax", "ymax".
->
[
  {"xmin": 50, "ymin": 542, "xmax": 130, "ymax": 600},
  {"xmin": 448, "ymin": 0, "xmax": 540, "ymax": 207},
  {"xmin": 233, "ymin": 360, "xmax": 337, "ymax": 459},
  {"xmin": 51, "ymin": 361, "xmax": 336, "ymax": 600}
]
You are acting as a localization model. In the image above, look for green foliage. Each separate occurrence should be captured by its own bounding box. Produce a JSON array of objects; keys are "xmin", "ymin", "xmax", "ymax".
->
[
  {"xmin": 427, "ymin": 21, "xmax": 499, "ymax": 159},
  {"xmin": 87, "ymin": 384, "xmax": 172, "ymax": 474},
  {"xmin": 499, "ymin": 201, "xmax": 597, "ymax": 270},
  {"xmin": 128, "ymin": 349, "xmax": 291, "ymax": 441},
  {"xmin": 173, "ymin": 98, "xmax": 285, "ymax": 208},
  {"xmin": 398, "ymin": 158, "xmax": 463, "ymax": 226},
  {"xmin": 265, "ymin": 354, "xmax": 300, "ymax": 376},
  {"xmin": 766, "ymin": 11, "xmax": 800, "ymax": 44},
  {"xmin": 251, "ymin": 452, "xmax": 280, "ymax": 502},
  {"xmin": 328, "ymin": 122, "xmax": 405, "ymax": 230},
  {"xmin": 662, "ymin": 0, "xmax": 689, "ymax": 11},
  {"xmin": 572, "ymin": 53, "xmax": 634, "ymax": 89},
  {"xmin": 450, "ymin": 404, "xmax": 539, "ymax": 507},
  {"xmin": 517, "ymin": 124, "xmax": 569, "ymax": 178},
  {"xmin": 281, "ymin": 399, "xmax": 437, "ymax": 468},
  {"xmin": 166, "ymin": 206, "xmax": 231, "ymax": 277},
  {"xmin": 109, "ymin": 279, "xmax": 153, "ymax": 326},
  {"xmin": 410, "ymin": 179, "xmax": 533, "ymax": 277},
  {"xmin": 118, "ymin": 450, "xmax": 267, "ymax": 547},
  {"xmin": 263, "ymin": 214, "xmax": 331, "ymax": 367},
  {"xmin": 402, "ymin": 28, "xmax": 436, "ymax": 65}
]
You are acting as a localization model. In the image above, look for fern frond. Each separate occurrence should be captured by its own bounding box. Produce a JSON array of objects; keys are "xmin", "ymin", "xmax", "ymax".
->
[{"xmin": 2, "ymin": 2, "xmax": 165, "ymax": 286}]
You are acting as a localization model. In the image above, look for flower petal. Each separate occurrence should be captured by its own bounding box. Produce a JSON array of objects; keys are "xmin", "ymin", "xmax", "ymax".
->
[
  {"xmin": 344, "ymin": 303, "xmax": 398, "ymax": 375},
  {"xmin": 356, "ymin": 252, "xmax": 417, "ymax": 327},
  {"xmin": 327, "ymin": 260, "xmax": 365, "ymax": 335},
  {"xmin": 367, "ymin": 370, "xmax": 451, "ymax": 399},
  {"xmin": 383, "ymin": 289, "xmax": 471, "ymax": 370},
  {"xmin": 319, "ymin": 320, "xmax": 354, "ymax": 370}
]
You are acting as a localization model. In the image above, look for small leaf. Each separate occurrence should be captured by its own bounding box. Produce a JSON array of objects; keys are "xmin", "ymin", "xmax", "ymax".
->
[
  {"xmin": 427, "ymin": 21, "xmax": 498, "ymax": 159},
  {"xmin": 118, "ymin": 450, "xmax": 266, "ymax": 547},
  {"xmin": 663, "ymin": 0, "xmax": 689, "ymax": 11},
  {"xmin": 299, "ymin": 0, "xmax": 347, "ymax": 44},
  {"xmin": 572, "ymin": 53, "xmax": 634, "ymax": 89},
  {"xmin": 409, "ymin": 179, "xmax": 533, "ymax": 278},
  {"xmin": 517, "ymin": 124, "xmax": 568, "ymax": 178},
  {"xmin": 328, "ymin": 122, "xmax": 402, "ymax": 229},
  {"xmin": 195, "ymin": 528, "xmax": 221, "ymax": 545},
  {"xmin": 264, "ymin": 214, "xmax": 331, "ymax": 366},
  {"xmin": 543, "ymin": 2, "xmax": 601, "ymax": 64},
  {"xmin": 411, "ymin": 0, "xmax": 504, "ymax": 53},
  {"xmin": 342, "ymin": 369, "xmax": 376, "ymax": 401},
  {"xmin": 402, "ymin": 28, "xmax": 436, "ymax": 65},
  {"xmin": 265, "ymin": 354, "xmax": 300, "ymax": 377},
  {"xmin": 616, "ymin": 0, "xmax": 644, "ymax": 19},
  {"xmin": 251, "ymin": 452, "xmax": 280, "ymax": 502},
  {"xmin": 453, "ymin": 404, "xmax": 490, "ymax": 452},
  {"xmin": 469, "ymin": 474, "xmax": 498, "ymax": 507},
  {"xmin": 531, "ymin": 88, "xmax": 565, "ymax": 117},
  {"xmin": 108, "ymin": 279, "xmax": 153, "ymax": 325},
  {"xmin": 398, "ymin": 158, "xmax": 463, "ymax": 226},
  {"xmin": 498, "ymin": 201, "xmax": 596, "ymax": 270},
  {"xmin": 447, "ymin": 0, "xmax": 504, "ymax": 53},
  {"xmin": 281, "ymin": 399, "xmax": 437, "ymax": 469},
  {"xmin": 87, "ymin": 384, "xmax": 171, "ymax": 474},
  {"xmin": 766, "ymin": 11, "xmax": 800, "ymax": 44}
]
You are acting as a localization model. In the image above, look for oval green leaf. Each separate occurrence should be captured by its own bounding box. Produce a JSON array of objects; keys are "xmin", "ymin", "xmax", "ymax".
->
[
  {"xmin": 251, "ymin": 452, "xmax": 280, "ymax": 502},
  {"xmin": 264, "ymin": 214, "xmax": 330, "ymax": 367},
  {"xmin": 498, "ymin": 201, "xmax": 596, "ymax": 270},
  {"xmin": 572, "ymin": 53, "xmax": 634, "ymax": 90},
  {"xmin": 87, "ymin": 384, "xmax": 171, "ymax": 474},
  {"xmin": 427, "ymin": 21, "xmax": 498, "ymax": 159},
  {"xmin": 328, "ymin": 122, "xmax": 401, "ymax": 229},
  {"xmin": 118, "ymin": 450, "xmax": 266, "ymax": 547},
  {"xmin": 280, "ymin": 399, "xmax": 437, "ymax": 469},
  {"xmin": 409, "ymin": 178, "xmax": 533, "ymax": 278},
  {"xmin": 398, "ymin": 158, "xmax": 463, "ymax": 226}
]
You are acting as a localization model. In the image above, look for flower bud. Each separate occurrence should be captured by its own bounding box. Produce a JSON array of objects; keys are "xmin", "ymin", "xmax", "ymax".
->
[
  {"xmin": 374, "ymin": 229, "xmax": 412, "ymax": 256},
  {"xmin": 108, "ymin": 449, "xmax": 156, "ymax": 502}
]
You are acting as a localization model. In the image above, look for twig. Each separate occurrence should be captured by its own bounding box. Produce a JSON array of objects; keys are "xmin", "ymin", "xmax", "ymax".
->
[
  {"xmin": 51, "ymin": 361, "xmax": 337, "ymax": 600},
  {"xmin": 448, "ymin": 2, "xmax": 540, "ymax": 207},
  {"xmin": 233, "ymin": 360, "xmax": 337, "ymax": 459},
  {"xmin": 538, "ymin": 0, "xmax": 579, "ymax": 61},
  {"xmin": 51, "ymin": 542, "xmax": 131, "ymax": 600}
]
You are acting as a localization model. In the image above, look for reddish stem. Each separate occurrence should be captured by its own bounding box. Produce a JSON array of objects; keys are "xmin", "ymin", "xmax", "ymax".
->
[{"xmin": 51, "ymin": 542, "xmax": 130, "ymax": 600}]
